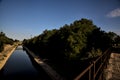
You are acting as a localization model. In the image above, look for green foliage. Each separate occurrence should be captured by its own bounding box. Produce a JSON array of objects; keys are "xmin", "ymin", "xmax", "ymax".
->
[
  {"xmin": 86, "ymin": 48, "xmax": 102, "ymax": 58},
  {"xmin": 23, "ymin": 18, "xmax": 117, "ymax": 62},
  {"xmin": 0, "ymin": 32, "xmax": 14, "ymax": 52}
]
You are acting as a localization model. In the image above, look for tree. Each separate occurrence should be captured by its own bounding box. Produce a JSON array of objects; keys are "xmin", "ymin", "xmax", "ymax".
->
[
  {"xmin": 0, "ymin": 32, "xmax": 14, "ymax": 52},
  {"xmin": 23, "ymin": 18, "xmax": 118, "ymax": 61}
]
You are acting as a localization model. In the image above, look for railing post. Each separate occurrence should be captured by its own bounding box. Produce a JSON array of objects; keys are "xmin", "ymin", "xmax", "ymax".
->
[
  {"xmin": 93, "ymin": 61, "xmax": 95, "ymax": 80},
  {"xmin": 89, "ymin": 68, "xmax": 91, "ymax": 80}
]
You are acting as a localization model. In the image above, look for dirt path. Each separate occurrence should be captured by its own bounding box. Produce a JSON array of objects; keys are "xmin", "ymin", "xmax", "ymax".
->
[
  {"xmin": 104, "ymin": 53, "xmax": 120, "ymax": 80},
  {"xmin": 0, "ymin": 44, "xmax": 17, "ymax": 70}
]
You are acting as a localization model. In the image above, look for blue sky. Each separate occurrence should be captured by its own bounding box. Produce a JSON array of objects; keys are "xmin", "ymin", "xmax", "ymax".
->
[{"xmin": 0, "ymin": 0, "xmax": 120, "ymax": 40}]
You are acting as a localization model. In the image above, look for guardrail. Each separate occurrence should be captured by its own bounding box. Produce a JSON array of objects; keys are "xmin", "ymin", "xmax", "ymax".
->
[{"xmin": 74, "ymin": 48, "xmax": 111, "ymax": 80}]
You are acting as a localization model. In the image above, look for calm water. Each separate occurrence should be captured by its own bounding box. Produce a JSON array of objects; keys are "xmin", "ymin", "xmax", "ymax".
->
[{"xmin": 0, "ymin": 46, "xmax": 51, "ymax": 80}]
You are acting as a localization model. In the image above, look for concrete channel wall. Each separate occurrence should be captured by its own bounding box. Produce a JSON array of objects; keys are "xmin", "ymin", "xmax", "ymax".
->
[{"xmin": 23, "ymin": 46, "xmax": 65, "ymax": 80}]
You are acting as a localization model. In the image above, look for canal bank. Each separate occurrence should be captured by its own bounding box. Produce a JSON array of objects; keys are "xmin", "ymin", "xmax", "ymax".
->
[
  {"xmin": 0, "ymin": 44, "xmax": 17, "ymax": 70},
  {"xmin": 23, "ymin": 46, "xmax": 65, "ymax": 80}
]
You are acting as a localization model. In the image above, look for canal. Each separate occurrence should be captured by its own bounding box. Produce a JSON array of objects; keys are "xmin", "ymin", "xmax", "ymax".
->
[{"xmin": 0, "ymin": 46, "xmax": 52, "ymax": 80}]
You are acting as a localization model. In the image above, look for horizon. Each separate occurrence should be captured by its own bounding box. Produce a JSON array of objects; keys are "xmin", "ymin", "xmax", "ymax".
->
[{"xmin": 1, "ymin": 18, "xmax": 120, "ymax": 41}]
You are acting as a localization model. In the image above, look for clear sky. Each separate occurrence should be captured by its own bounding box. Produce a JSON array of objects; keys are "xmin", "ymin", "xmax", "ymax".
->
[{"xmin": 0, "ymin": 0, "xmax": 120, "ymax": 41}]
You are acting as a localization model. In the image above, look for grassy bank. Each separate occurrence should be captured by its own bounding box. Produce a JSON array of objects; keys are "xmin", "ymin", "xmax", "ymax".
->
[{"xmin": 0, "ymin": 44, "xmax": 17, "ymax": 70}]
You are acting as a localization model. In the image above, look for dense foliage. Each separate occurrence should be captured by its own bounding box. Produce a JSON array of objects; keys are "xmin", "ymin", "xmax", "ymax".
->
[
  {"xmin": 114, "ymin": 35, "xmax": 120, "ymax": 44},
  {"xmin": 0, "ymin": 32, "xmax": 14, "ymax": 52},
  {"xmin": 23, "ymin": 18, "xmax": 118, "ymax": 61}
]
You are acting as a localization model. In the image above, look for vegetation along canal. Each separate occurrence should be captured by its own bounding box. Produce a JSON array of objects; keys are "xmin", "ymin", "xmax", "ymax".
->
[{"xmin": 0, "ymin": 46, "xmax": 52, "ymax": 80}]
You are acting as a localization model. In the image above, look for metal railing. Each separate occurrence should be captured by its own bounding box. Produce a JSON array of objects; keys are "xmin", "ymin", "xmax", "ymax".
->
[{"xmin": 74, "ymin": 48, "xmax": 111, "ymax": 80}]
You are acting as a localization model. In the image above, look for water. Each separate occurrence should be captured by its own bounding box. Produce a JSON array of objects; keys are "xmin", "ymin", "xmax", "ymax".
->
[{"xmin": 0, "ymin": 46, "xmax": 51, "ymax": 80}]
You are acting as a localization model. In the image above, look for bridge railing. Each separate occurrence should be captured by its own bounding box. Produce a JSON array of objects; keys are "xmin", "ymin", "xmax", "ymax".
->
[{"xmin": 74, "ymin": 48, "xmax": 111, "ymax": 80}]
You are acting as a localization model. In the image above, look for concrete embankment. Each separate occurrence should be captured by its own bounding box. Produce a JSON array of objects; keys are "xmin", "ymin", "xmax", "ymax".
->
[
  {"xmin": 0, "ymin": 45, "xmax": 17, "ymax": 70},
  {"xmin": 104, "ymin": 52, "xmax": 120, "ymax": 80},
  {"xmin": 23, "ymin": 46, "xmax": 65, "ymax": 80}
]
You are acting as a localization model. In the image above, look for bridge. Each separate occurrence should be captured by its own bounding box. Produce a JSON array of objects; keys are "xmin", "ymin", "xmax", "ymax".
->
[
  {"xmin": 74, "ymin": 46, "xmax": 120, "ymax": 80},
  {"xmin": 16, "ymin": 46, "xmax": 23, "ymax": 50},
  {"xmin": 13, "ymin": 41, "xmax": 23, "ymax": 50}
]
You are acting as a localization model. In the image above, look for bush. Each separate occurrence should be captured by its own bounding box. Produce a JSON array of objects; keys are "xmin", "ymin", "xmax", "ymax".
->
[{"xmin": 87, "ymin": 48, "xmax": 102, "ymax": 58}]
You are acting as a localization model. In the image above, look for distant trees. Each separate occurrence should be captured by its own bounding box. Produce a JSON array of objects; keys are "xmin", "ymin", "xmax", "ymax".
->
[
  {"xmin": 0, "ymin": 32, "xmax": 14, "ymax": 52},
  {"xmin": 23, "ymin": 18, "xmax": 118, "ymax": 62}
]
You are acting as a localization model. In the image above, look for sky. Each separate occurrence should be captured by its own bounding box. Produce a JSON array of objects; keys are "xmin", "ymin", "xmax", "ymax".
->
[{"xmin": 0, "ymin": 0, "xmax": 120, "ymax": 41}]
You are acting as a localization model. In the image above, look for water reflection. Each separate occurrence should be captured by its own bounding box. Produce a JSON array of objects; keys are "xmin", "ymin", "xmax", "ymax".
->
[{"xmin": 0, "ymin": 46, "xmax": 51, "ymax": 80}]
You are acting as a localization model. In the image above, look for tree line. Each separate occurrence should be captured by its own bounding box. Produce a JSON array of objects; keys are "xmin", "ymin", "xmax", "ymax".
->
[
  {"xmin": 23, "ymin": 18, "xmax": 120, "ymax": 62},
  {"xmin": 0, "ymin": 32, "xmax": 15, "ymax": 52}
]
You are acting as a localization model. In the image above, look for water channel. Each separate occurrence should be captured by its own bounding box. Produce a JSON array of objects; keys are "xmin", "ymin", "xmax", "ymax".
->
[{"xmin": 0, "ymin": 46, "xmax": 51, "ymax": 80}]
